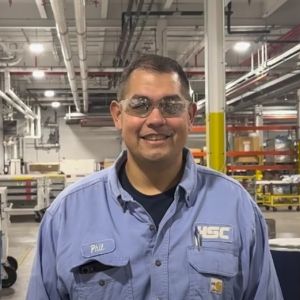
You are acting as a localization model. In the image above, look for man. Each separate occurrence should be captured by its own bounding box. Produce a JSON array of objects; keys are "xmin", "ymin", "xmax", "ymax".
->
[{"xmin": 27, "ymin": 54, "xmax": 283, "ymax": 299}]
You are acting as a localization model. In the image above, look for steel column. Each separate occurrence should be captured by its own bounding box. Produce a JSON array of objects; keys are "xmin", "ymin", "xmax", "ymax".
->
[{"xmin": 204, "ymin": 0, "xmax": 226, "ymax": 172}]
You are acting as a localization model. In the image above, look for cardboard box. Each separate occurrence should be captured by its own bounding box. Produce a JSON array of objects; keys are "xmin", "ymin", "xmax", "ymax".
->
[
  {"xmin": 28, "ymin": 163, "xmax": 60, "ymax": 174},
  {"xmin": 233, "ymin": 136, "xmax": 260, "ymax": 163}
]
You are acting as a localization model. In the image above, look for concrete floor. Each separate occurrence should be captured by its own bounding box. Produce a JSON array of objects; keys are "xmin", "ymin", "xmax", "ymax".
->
[{"xmin": 1, "ymin": 209, "xmax": 300, "ymax": 299}]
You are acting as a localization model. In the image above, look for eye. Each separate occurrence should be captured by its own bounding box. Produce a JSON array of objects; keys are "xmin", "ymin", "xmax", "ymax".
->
[
  {"xmin": 129, "ymin": 97, "xmax": 148, "ymax": 107},
  {"xmin": 128, "ymin": 97, "xmax": 151, "ymax": 112},
  {"xmin": 160, "ymin": 96, "xmax": 185, "ymax": 115}
]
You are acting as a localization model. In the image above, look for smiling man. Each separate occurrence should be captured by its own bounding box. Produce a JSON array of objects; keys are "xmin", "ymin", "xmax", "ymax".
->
[{"xmin": 27, "ymin": 54, "xmax": 283, "ymax": 300}]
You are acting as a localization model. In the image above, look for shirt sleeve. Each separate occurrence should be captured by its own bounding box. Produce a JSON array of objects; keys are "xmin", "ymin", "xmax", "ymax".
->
[
  {"xmin": 244, "ymin": 204, "xmax": 284, "ymax": 300},
  {"xmin": 26, "ymin": 211, "xmax": 62, "ymax": 300}
]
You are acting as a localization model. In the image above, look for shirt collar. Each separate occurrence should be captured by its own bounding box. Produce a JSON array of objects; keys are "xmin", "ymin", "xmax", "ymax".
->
[{"xmin": 108, "ymin": 148, "xmax": 200, "ymax": 207}]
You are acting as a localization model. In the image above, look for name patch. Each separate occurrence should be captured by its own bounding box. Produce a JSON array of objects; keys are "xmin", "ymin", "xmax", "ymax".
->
[{"xmin": 81, "ymin": 239, "xmax": 115, "ymax": 258}]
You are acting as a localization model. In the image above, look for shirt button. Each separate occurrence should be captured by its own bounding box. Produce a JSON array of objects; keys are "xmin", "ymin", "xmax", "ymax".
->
[
  {"xmin": 149, "ymin": 224, "xmax": 156, "ymax": 231},
  {"xmin": 155, "ymin": 259, "xmax": 162, "ymax": 267},
  {"xmin": 99, "ymin": 280, "xmax": 106, "ymax": 286}
]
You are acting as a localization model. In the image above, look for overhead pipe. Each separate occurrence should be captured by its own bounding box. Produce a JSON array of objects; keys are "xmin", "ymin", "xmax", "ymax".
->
[
  {"xmin": 113, "ymin": 0, "xmax": 135, "ymax": 67},
  {"xmin": 4, "ymin": 70, "xmax": 36, "ymax": 119},
  {"xmin": 0, "ymin": 90, "xmax": 34, "ymax": 120},
  {"xmin": 7, "ymin": 90, "xmax": 36, "ymax": 119},
  {"xmin": 129, "ymin": 0, "xmax": 155, "ymax": 62},
  {"xmin": 0, "ymin": 40, "xmax": 23, "ymax": 66},
  {"xmin": 226, "ymin": 2, "xmax": 270, "ymax": 35},
  {"xmin": 24, "ymin": 106, "xmax": 42, "ymax": 139},
  {"xmin": 241, "ymin": 23, "xmax": 300, "ymax": 67},
  {"xmin": 226, "ymin": 43, "xmax": 300, "ymax": 95},
  {"xmin": 49, "ymin": 0, "xmax": 81, "ymax": 112},
  {"xmin": 121, "ymin": 0, "xmax": 145, "ymax": 65},
  {"xmin": 197, "ymin": 42, "xmax": 300, "ymax": 112},
  {"xmin": 74, "ymin": 0, "xmax": 88, "ymax": 113},
  {"xmin": 0, "ymin": 56, "xmax": 23, "ymax": 67},
  {"xmin": 122, "ymin": 10, "xmax": 203, "ymax": 18}
]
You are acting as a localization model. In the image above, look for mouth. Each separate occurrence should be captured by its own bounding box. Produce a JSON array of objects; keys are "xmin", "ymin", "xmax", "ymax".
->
[{"xmin": 141, "ymin": 134, "xmax": 172, "ymax": 141}]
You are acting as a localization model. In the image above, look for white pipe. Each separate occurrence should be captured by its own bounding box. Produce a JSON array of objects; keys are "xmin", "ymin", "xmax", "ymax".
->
[
  {"xmin": 30, "ymin": 118, "xmax": 35, "ymax": 137},
  {"xmin": 4, "ymin": 70, "xmax": 37, "ymax": 119},
  {"xmin": 49, "ymin": 0, "xmax": 81, "ymax": 112},
  {"xmin": 7, "ymin": 90, "xmax": 36, "ymax": 119},
  {"xmin": 261, "ymin": 44, "xmax": 265, "ymax": 66},
  {"xmin": 264, "ymin": 43, "xmax": 268, "ymax": 64},
  {"xmin": 3, "ymin": 142, "xmax": 8, "ymax": 164},
  {"xmin": 13, "ymin": 140, "xmax": 18, "ymax": 159},
  {"xmin": 74, "ymin": 0, "xmax": 88, "ymax": 113},
  {"xmin": 36, "ymin": 106, "xmax": 41, "ymax": 138},
  {"xmin": 226, "ymin": 43, "xmax": 300, "ymax": 92},
  {"xmin": 0, "ymin": 56, "xmax": 23, "ymax": 67},
  {"xmin": 0, "ymin": 90, "xmax": 35, "ymax": 119}
]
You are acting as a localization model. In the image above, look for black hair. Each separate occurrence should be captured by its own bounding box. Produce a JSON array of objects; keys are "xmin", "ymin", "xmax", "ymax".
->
[{"xmin": 117, "ymin": 54, "xmax": 192, "ymax": 101}]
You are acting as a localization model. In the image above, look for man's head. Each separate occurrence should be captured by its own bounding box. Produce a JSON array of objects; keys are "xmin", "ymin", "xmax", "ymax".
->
[
  {"xmin": 117, "ymin": 54, "xmax": 192, "ymax": 102},
  {"xmin": 111, "ymin": 54, "xmax": 197, "ymax": 169}
]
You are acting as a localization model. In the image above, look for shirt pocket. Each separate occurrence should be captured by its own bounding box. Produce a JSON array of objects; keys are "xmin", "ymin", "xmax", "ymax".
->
[
  {"xmin": 187, "ymin": 247, "xmax": 238, "ymax": 300},
  {"xmin": 70, "ymin": 253, "xmax": 134, "ymax": 300}
]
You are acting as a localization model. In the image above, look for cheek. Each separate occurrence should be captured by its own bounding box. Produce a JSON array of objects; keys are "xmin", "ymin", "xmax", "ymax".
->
[{"xmin": 121, "ymin": 117, "xmax": 143, "ymax": 136}]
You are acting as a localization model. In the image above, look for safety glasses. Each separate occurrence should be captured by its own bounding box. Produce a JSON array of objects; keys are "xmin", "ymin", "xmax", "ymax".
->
[{"xmin": 119, "ymin": 95, "xmax": 190, "ymax": 118}]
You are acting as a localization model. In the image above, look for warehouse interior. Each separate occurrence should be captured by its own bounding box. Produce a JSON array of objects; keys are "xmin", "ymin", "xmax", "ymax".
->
[{"xmin": 1, "ymin": 0, "xmax": 300, "ymax": 298}]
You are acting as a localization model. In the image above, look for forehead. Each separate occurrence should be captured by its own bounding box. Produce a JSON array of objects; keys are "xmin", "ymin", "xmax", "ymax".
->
[{"xmin": 124, "ymin": 69, "xmax": 182, "ymax": 97}]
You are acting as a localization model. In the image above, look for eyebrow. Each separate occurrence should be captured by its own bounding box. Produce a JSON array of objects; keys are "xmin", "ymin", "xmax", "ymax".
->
[{"xmin": 130, "ymin": 94, "xmax": 182, "ymax": 100}]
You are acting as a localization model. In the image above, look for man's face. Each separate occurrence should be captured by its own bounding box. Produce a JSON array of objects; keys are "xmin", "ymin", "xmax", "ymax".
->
[{"xmin": 110, "ymin": 69, "xmax": 196, "ymax": 165}]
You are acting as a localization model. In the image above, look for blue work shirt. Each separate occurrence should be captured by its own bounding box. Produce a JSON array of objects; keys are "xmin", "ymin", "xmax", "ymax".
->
[{"xmin": 27, "ymin": 149, "xmax": 283, "ymax": 300}]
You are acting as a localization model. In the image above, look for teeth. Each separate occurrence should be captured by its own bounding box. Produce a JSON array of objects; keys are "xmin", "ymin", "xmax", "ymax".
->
[{"xmin": 144, "ymin": 135, "xmax": 168, "ymax": 141}]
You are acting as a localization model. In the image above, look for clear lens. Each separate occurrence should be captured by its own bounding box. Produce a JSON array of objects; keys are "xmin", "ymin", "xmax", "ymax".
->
[
  {"xmin": 159, "ymin": 98, "xmax": 186, "ymax": 117},
  {"xmin": 122, "ymin": 96, "xmax": 188, "ymax": 118},
  {"xmin": 126, "ymin": 97, "xmax": 151, "ymax": 116}
]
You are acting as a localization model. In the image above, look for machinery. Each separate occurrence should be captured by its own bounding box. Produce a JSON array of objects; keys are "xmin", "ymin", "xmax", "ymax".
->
[
  {"xmin": 256, "ymin": 180, "xmax": 300, "ymax": 211},
  {"xmin": 0, "ymin": 175, "xmax": 48, "ymax": 222},
  {"xmin": 0, "ymin": 187, "xmax": 18, "ymax": 289}
]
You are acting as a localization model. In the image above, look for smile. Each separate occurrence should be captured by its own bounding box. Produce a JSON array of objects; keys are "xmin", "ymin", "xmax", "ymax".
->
[{"xmin": 142, "ymin": 134, "xmax": 171, "ymax": 141}]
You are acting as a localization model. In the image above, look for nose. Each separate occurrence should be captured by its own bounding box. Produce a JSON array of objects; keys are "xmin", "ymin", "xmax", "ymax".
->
[{"xmin": 145, "ymin": 106, "xmax": 166, "ymax": 126}]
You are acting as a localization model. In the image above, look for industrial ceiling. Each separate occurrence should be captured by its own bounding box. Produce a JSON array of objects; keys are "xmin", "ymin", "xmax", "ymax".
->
[{"xmin": 0, "ymin": 0, "xmax": 300, "ymax": 125}]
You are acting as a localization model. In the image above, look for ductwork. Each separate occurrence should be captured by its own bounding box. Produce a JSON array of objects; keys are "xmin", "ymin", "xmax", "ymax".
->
[
  {"xmin": 226, "ymin": 43, "xmax": 300, "ymax": 99},
  {"xmin": 0, "ymin": 90, "xmax": 34, "ymax": 119},
  {"xmin": 7, "ymin": 90, "xmax": 36, "ymax": 119},
  {"xmin": 4, "ymin": 70, "xmax": 36, "ymax": 119},
  {"xmin": 0, "ymin": 40, "xmax": 23, "ymax": 66},
  {"xmin": 74, "ymin": 0, "xmax": 88, "ymax": 113},
  {"xmin": 49, "ymin": 0, "xmax": 81, "ymax": 112},
  {"xmin": 113, "ymin": 0, "xmax": 135, "ymax": 67},
  {"xmin": 0, "ymin": 56, "xmax": 23, "ymax": 67}
]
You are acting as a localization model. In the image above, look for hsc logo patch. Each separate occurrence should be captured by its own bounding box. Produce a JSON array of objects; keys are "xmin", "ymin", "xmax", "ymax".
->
[{"xmin": 195, "ymin": 224, "xmax": 233, "ymax": 242}]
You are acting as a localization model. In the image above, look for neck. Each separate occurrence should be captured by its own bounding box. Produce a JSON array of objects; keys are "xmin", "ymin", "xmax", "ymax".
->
[{"xmin": 125, "ymin": 154, "xmax": 184, "ymax": 195}]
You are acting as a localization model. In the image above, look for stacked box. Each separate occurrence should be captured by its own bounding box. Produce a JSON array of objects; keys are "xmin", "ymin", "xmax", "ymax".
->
[{"xmin": 233, "ymin": 136, "xmax": 260, "ymax": 163}]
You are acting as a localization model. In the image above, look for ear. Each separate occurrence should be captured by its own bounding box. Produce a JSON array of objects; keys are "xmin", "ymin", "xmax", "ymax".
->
[
  {"xmin": 110, "ymin": 100, "xmax": 122, "ymax": 130},
  {"xmin": 187, "ymin": 102, "xmax": 197, "ymax": 132}
]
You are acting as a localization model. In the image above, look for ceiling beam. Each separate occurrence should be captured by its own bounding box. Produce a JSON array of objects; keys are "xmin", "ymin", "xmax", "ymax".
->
[
  {"xmin": 101, "ymin": 0, "xmax": 108, "ymax": 19},
  {"xmin": 35, "ymin": 0, "xmax": 47, "ymax": 19},
  {"xmin": 263, "ymin": 0, "xmax": 288, "ymax": 18},
  {"xmin": 163, "ymin": 0, "xmax": 174, "ymax": 10}
]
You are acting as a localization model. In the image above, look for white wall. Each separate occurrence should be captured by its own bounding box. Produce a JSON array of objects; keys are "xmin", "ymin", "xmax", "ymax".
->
[{"xmin": 22, "ymin": 108, "xmax": 122, "ymax": 165}]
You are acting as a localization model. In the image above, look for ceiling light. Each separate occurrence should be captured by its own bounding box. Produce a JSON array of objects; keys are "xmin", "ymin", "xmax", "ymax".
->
[
  {"xmin": 44, "ymin": 90, "xmax": 55, "ymax": 97},
  {"xmin": 32, "ymin": 70, "xmax": 45, "ymax": 79},
  {"xmin": 51, "ymin": 101, "xmax": 61, "ymax": 108},
  {"xmin": 29, "ymin": 43, "xmax": 44, "ymax": 54},
  {"xmin": 233, "ymin": 41, "xmax": 251, "ymax": 52}
]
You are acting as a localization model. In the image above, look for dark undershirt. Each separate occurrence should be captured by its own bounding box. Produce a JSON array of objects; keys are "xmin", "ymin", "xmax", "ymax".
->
[{"xmin": 119, "ymin": 163, "xmax": 176, "ymax": 228}]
